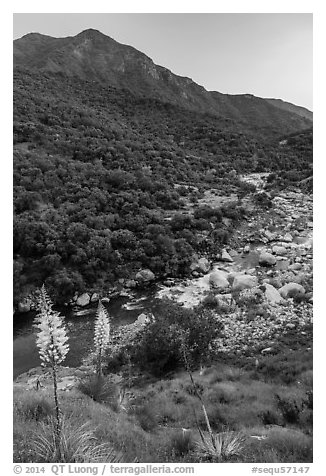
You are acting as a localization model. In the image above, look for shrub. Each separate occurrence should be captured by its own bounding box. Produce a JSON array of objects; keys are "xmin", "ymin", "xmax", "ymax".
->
[
  {"xmin": 132, "ymin": 405, "xmax": 157, "ymax": 432},
  {"xmin": 260, "ymin": 409, "xmax": 280, "ymax": 426},
  {"xmin": 169, "ymin": 430, "xmax": 194, "ymax": 457},
  {"xmin": 261, "ymin": 428, "xmax": 313, "ymax": 462},
  {"xmin": 303, "ymin": 390, "xmax": 313, "ymax": 410},
  {"xmin": 275, "ymin": 395, "xmax": 301, "ymax": 424},
  {"xmin": 15, "ymin": 394, "xmax": 53, "ymax": 422},
  {"xmin": 32, "ymin": 416, "xmax": 123, "ymax": 463},
  {"xmin": 78, "ymin": 375, "xmax": 119, "ymax": 409},
  {"xmin": 132, "ymin": 303, "xmax": 222, "ymax": 376},
  {"xmin": 203, "ymin": 406, "xmax": 228, "ymax": 431}
]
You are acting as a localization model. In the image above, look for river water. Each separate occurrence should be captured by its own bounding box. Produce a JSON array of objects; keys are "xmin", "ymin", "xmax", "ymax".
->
[
  {"xmin": 13, "ymin": 288, "xmax": 164, "ymax": 379},
  {"xmin": 12, "ymin": 244, "xmax": 293, "ymax": 379}
]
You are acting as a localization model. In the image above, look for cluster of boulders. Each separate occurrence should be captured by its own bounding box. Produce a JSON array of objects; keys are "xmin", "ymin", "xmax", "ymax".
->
[
  {"xmin": 214, "ymin": 300, "xmax": 312, "ymax": 356},
  {"xmin": 158, "ymin": 184, "xmax": 313, "ymax": 357}
]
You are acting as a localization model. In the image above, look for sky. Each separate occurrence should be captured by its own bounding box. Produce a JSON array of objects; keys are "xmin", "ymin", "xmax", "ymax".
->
[{"xmin": 13, "ymin": 13, "xmax": 312, "ymax": 110}]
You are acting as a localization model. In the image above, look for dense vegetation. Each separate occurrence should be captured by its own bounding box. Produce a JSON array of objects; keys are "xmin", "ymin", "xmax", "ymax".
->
[{"xmin": 13, "ymin": 69, "xmax": 312, "ymax": 306}]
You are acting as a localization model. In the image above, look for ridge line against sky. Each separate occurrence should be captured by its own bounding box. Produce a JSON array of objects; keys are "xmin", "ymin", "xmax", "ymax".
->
[{"xmin": 13, "ymin": 13, "xmax": 313, "ymax": 110}]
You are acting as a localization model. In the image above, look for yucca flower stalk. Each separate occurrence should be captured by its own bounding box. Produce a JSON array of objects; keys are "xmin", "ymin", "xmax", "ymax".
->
[
  {"xmin": 94, "ymin": 300, "xmax": 111, "ymax": 376},
  {"xmin": 178, "ymin": 330, "xmax": 216, "ymax": 453},
  {"xmin": 34, "ymin": 285, "xmax": 69, "ymax": 459}
]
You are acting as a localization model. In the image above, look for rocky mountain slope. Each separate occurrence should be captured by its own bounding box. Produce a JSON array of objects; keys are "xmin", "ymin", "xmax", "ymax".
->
[
  {"xmin": 264, "ymin": 98, "xmax": 313, "ymax": 121},
  {"xmin": 14, "ymin": 29, "xmax": 312, "ymax": 137}
]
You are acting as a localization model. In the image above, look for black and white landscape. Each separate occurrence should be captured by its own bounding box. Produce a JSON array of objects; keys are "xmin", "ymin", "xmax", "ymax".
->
[{"xmin": 13, "ymin": 19, "xmax": 313, "ymax": 464}]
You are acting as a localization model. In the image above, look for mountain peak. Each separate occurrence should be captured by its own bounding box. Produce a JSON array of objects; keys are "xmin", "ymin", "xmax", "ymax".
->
[
  {"xmin": 13, "ymin": 29, "xmax": 312, "ymax": 134},
  {"xmin": 77, "ymin": 28, "xmax": 106, "ymax": 38}
]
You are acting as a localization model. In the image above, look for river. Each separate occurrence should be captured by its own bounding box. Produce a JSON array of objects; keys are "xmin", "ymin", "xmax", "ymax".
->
[{"xmin": 13, "ymin": 287, "xmax": 164, "ymax": 379}]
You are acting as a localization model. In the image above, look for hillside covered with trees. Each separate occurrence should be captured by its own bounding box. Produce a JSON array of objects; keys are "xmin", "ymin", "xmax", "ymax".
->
[{"xmin": 13, "ymin": 67, "xmax": 312, "ymax": 307}]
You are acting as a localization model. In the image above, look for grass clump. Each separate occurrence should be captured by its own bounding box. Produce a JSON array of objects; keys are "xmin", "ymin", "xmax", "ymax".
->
[
  {"xmin": 195, "ymin": 431, "xmax": 247, "ymax": 462},
  {"xmin": 15, "ymin": 393, "xmax": 53, "ymax": 422},
  {"xmin": 168, "ymin": 430, "xmax": 194, "ymax": 457},
  {"xmin": 77, "ymin": 375, "xmax": 119, "ymax": 409},
  {"xmin": 32, "ymin": 416, "xmax": 123, "ymax": 463}
]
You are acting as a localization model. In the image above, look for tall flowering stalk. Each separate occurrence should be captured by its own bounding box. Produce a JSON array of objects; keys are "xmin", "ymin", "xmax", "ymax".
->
[
  {"xmin": 34, "ymin": 285, "xmax": 69, "ymax": 459},
  {"xmin": 94, "ymin": 300, "xmax": 111, "ymax": 376}
]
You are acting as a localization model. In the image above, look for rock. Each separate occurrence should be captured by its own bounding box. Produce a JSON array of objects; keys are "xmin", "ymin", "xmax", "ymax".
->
[
  {"xmin": 90, "ymin": 293, "xmax": 99, "ymax": 303},
  {"xmin": 288, "ymin": 263, "xmax": 302, "ymax": 271},
  {"xmin": 243, "ymin": 245, "xmax": 250, "ymax": 254},
  {"xmin": 264, "ymin": 283, "xmax": 285, "ymax": 305},
  {"xmin": 18, "ymin": 298, "xmax": 32, "ymax": 313},
  {"xmin": 286, "ymin": 323, "xmax": 296, "ymax": 329},
  {"xmin": 247, "ymin": 268, "xmax": 256, "ymax": 275},
  {"xmin": 272, "ymin": 245, "xmax": 287, "ymax": 256},
  {"xmin": 279, "ymin": 282, "xmax": 305, "ymax": 299},
  {"xmin": 135, "ymin": 269, "xmax": 155, "ymax": 283},
  {"xmin": 76, "ymin": 293, "xmax": 90, "ymax": 307},
  {"xmin": 198, "ymin": 257, "xmax": 211, "ymax": 272},
  {"xmin": 125, "ymin": 280, "xmax": 137, "ymax": 289},
  {"xmin": 101, "ymin": 297, "xmax": 110, "ymax": 304},
  {"xmin": 190, "ymin": 257, "xmax": 210, "ymax": 273},
  {"xmin": 261, "ymin": 347, "xmax": 273, "ymax": 354},
  {"xmin": 163, "ymin": 279, "xmax": 175, "ymax": 287},
  {"xmin": 215, "ymin": 293, "xmax": 233, "ymax": 306},
  {"xmin": 283, "ymin": 233, "xmax": 293, "ymax": 242},
  {"xmin": 259, "ymin": 252, "xmax": 276, "ymax": 266},
  {"xmin": 209, "ymin": 271, "xmax": 229, "ymax": 289},
  {"xmin": 232, "ymin": 274, "xmax": 258, "ymax": 292},
  {"xmin": 221, "ymin": 249, "xmax": 234, "ymax": 263},
  {"xmin": 119, "ymin": 290, "xmax": 130, "ymax": 297},
  {"xmin": 264, "ymin": 230, "xmax": 277, "ymax": 242},
  {"xmin": 137, "ymin": 313, "xmax": 151, "ymax": 325}
]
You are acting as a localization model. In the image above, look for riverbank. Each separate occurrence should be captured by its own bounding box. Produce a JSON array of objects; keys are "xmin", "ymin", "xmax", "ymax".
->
[{"xmin": 14, "ymin": 176, "xmax": 313, "ymax": 377}]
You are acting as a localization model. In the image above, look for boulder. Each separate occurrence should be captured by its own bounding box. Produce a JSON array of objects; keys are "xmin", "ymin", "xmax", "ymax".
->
[
  {"xmin": 283, "ymin": 233, "xmax": 293, "ymax": 243},
  {"xmin": 272, "ymin": 245, "xmax": 287, "ymax": 256},
  {"xmin": 221, "ymin": 249, "xmax": 234, "ymax": 263},
  {"xmin": 247, "ymin": 268, "xmax": 256, "ymax": 275},
  {"xmin": 135, "ymin": 269, "xmax": 155, "ymax": 283},
  {"xmin": 243, "ymin": 245, "xmax": 250, "ymax": 254},
  {"xmin": 101, "ymin": 297, "xmax": 110, "ymax": 304},
  {"xmin": 264, "ymin": 283, "xmax": 285, "ymax": 305},
  {"xmin": 232, "ymin": 274, "xmax": 258, "ymax": 292},
  {"xmin": 215, "ymin": 293, "xmax": 233, "ymax": 306},
  {"xmin": 18, "ymin": 298, "xmax": 32, "ymax": 313},
  {"xmin": 264, "ymin": 230, "xmax": 277, "ymax": 242},
  {"xmin": 259, "ymin": 252, "xmax": 276, "ymax": 266},
  {"xmin": 209, "ymin": 271, "xmax": 229, "ymax": 289},
  {"xmin": 76, "ymin": 293, "xmax": 90, "ymax": 307},
  {"xmin": 125, "ymin": 279, "xmax": 137, "ymax": 289},
  {"xmin": 288, "ymin": 263, "xmax": 302, "ymax": 271},
  {"xmin": 137, "ymin": 313, "xmax": 151, "ymax": 325},
  {"xmin": 279, "ymin": 282, "xmax": 305, "ymax": 299},
  {"xmin": 90, "ymin": 293, "xmax": 99, "ymax": 303},
  {"xmin": 190, "ymin": 257, "xmax": 210, "ymax": 273}
]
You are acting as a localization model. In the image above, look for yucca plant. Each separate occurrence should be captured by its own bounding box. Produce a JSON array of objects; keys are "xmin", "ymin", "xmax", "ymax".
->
[
  {"xmin": 34, "ymin": 285, "xmax": 69, "ymax": 459},
  {"xmin": 178, "ymin": 330, "xmax": 216, "ymax": 452},
  {"xmin": 94, "ymin": 300, "xmax": 111, "ymax": 377},
  {"xmin": 33, "ymin": 416, "xmax": 123, "ymax": 463},
  {"xmin": 195, "ymin": 431, "xmax": 247, "ymax": 462}
]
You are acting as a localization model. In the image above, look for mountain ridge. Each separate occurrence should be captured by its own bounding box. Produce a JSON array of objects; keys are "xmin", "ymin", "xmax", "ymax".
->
[{"xmin": 13, "ymin": 29, "xmax": 312, "ymax": 137}]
